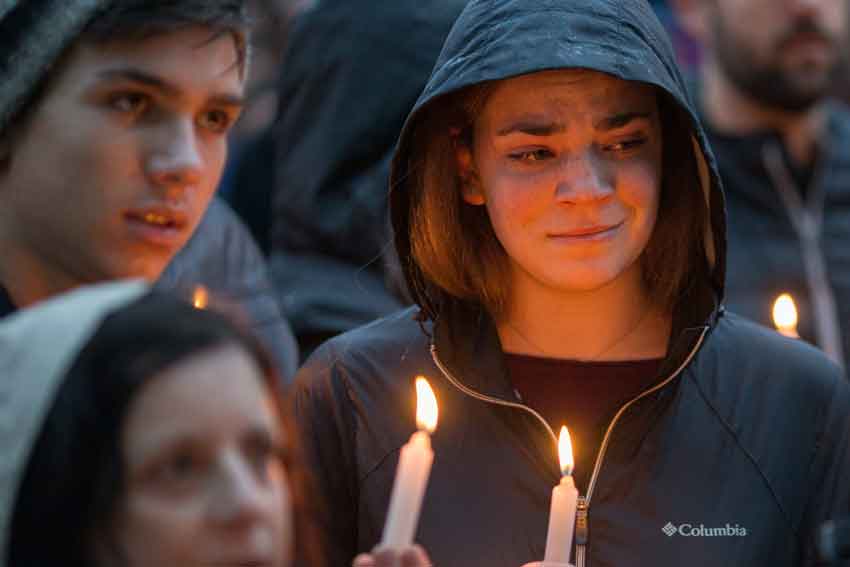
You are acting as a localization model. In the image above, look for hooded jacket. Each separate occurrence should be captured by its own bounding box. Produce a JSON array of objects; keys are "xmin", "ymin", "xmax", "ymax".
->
[
  {"xmin": 268, "ymin": 0, "xmax": 466, "ymax": 347},
  {"xmin": 0, "ymin": 1, "xmax": 298, "ymax": 380},
  {"xmin": 0, "ymin": 281, "xmax": 148, "ymax": 567},
  {"xmin": 293, "ymin": 1, "xmax": 850, "ymax": 566}
]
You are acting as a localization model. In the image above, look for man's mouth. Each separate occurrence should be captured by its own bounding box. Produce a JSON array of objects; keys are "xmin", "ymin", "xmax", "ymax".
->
[
  {"xmin": 125, "ymin": 208, "xmax": 188, "ymax": 230},
  {"xmin": 124, "ymin": 206, "xmax": 190, "ymax": 246}
]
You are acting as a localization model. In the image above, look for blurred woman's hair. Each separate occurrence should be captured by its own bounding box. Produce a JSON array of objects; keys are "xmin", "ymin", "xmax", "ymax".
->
[
  {"xmin": 7, "ymin": 293, "xmax": 322, "ymax": 567},
  {"xmin": 406, "ymin": 81, "xmax": 710, "ymax": 320}
]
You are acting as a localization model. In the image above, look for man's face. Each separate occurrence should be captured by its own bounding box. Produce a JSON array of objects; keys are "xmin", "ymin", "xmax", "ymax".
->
[
  {"xmin": 708, "ymin": 0, "xmax": 848, "ymax": 112},
  {"xmin": 0, "ymin": 27, "xmax": 245, "ymax": 285}
]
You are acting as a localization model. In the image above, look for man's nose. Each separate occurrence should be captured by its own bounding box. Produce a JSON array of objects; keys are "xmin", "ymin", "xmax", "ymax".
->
[
  {"xmin": 554, "ymin": 151, "xmax": 614, "ymax": 204},
  {"xmin": 208, "ymin": 453, "xmax": 270, "ymax": 529},
  {"xmin": 146, "ymin": 119, "xmax": 203, "ymax": 193}
]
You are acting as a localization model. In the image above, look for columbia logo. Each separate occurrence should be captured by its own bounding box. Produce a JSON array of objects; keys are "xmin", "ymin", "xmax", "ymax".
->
[{"xmin": 662, "ymin": 523, "xmax": 677, "ymax": 537}]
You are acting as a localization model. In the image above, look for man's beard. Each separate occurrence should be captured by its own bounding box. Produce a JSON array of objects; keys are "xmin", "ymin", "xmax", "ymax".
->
[{"xmin": 713, "ymin": 15, "xmax": 843, "ymax": 114}]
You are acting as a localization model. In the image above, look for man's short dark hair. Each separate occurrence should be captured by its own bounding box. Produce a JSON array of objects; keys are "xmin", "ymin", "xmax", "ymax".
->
[{"xmin": 1, "ymin": 0, "xmax": 249, "ymax": 158}]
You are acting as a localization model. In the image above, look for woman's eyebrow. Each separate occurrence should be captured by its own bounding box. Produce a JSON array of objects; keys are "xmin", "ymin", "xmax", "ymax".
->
[
  {"xmin": 496, "ymin": 117, "xmax": 567, "ymax": 137},
  {"xmin": 595, "ymin": 111, "xmax": 653, "ymax": 131}
]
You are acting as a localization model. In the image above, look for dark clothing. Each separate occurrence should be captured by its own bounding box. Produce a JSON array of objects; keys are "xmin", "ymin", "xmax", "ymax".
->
[
  {"xmin": 506, "ymin": 355, "xmax": 663, "ymax": 493},
  {"xmin": 269, "ymin": 0, "xmax": 466, "ymax": 349},
  {"xmin": 0, "ymin": 286, "xmax": 15, "ymax": 318},
  {"xmin": 296, "ymin": 307, "xmax": 847, "ymax": 567},
  {"xmin": 157, "ymin": 198, "xmax": 299, "ymax": 381},
  {"xmin": 293, "ymin": 1, "xmax": 850, "ymax": 567},
  {"xmin": 704, "ymin": 109, "xmax": 850, "ymax": 368}
]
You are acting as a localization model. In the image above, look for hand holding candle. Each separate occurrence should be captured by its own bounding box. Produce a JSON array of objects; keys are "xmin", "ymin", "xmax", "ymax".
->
[
  {"xmin": 380, "ymin": 377, "xmax": 439, "ymax": 551},
  {"xmin": 543, "ymin": 426, "xmax": 578, "ymax": 565}
]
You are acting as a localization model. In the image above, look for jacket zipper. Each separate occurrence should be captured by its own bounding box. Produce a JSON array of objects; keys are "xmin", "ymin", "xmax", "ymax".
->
[
  {"xmin": 430, "ymin": 326, "xmax": 709, "ymax": 567},
  {"xmin": 761, "ymin": 142, "xmax": 844, "ymax": 367}
]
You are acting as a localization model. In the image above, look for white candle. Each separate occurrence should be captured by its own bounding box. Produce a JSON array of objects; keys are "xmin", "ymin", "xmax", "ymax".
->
[
  {"xmin": 543, "ymin": 426, "xmax": 578, "ymax": 564},
  {"xmin": 380, "ymin": 377, "xmax": 439, "ymax": 550}
]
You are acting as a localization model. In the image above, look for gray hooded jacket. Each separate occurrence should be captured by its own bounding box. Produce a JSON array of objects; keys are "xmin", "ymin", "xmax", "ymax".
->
[{"xmin": 0, "ymin": 281, "xmax": 148, "ymax": 567}]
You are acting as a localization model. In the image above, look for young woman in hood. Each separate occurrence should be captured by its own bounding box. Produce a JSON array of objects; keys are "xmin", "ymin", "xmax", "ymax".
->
[
  {"xmin": 294, "ymin": 1, "xmax": 850, "ymax": 567},
  {"xmin": 0, "ymin": 282, "xmax": 429, "ymax": 567}
]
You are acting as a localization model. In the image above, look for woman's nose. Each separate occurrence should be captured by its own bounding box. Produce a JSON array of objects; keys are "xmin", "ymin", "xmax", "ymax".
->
[
  {"xmin": 554, "ymin": 151, "xmax": 614, "ymax": 204},
  {"xmin": 208, "ymin": 453, "xmax": 271, "ymax": 528}
]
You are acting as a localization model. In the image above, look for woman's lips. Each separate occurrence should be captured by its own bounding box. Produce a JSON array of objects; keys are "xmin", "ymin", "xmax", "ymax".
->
[{"xmin": 548, "ymin": 221, "xmax": 623, "ymax": 241}]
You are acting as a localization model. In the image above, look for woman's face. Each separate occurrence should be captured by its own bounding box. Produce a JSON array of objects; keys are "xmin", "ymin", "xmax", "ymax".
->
[
  {"xmin": 459, "ymin": 69, "xmax": 663, "ymax": 299},
  {"xmin": 109, "ymin": 344, "xmax": 293, "ymax": 567}
]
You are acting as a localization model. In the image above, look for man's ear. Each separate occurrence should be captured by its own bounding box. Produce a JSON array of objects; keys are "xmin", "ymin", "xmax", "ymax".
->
[
  {"xmin": 669, "ymin": 0, "xmax": 713, "ymax": 47},
  {"xmin": 455, "ymin": 144, "xmax": 485, "ymax": 205}
]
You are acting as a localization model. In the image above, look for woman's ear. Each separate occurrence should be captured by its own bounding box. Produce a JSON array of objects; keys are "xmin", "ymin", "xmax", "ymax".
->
[{"xmin": 455, "ymin": 144, "xmax": 485, "ymax": 205}]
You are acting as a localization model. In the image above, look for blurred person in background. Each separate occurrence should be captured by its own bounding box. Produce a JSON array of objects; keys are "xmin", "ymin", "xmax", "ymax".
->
[
  {"xmin": 672, "ymin": 0, "xmax": 850, "ymax": 368},
  {"xmin": 268, "ymin": 0, "xmax": 468, "ymax": 357},
  {"xmin": 0, "ymin": 0, "xmax": 298, "ymax": 379},
  {"xmin": 1, "ymin": 281, "xmax": 429, "ymax": 567}
]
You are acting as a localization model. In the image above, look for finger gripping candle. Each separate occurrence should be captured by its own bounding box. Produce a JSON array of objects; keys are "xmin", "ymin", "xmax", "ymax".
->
[{"xmin": 380, "ymin": 377, "xmax": 438, "ymax": 550}]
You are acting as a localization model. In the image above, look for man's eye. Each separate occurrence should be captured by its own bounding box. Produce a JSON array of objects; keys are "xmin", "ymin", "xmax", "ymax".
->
[
  {"xmin": 509, "ymin": 149, "xmax": 553, "ymax": 162},
  {"xmin": 109, "ymin": 93, "xmax": 150, "ymax": 114},
  {"xmin": 198, "ymin": 110, "xmax": 234, "ymax": 134}
]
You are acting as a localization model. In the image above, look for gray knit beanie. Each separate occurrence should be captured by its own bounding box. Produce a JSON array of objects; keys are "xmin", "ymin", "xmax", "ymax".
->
[{"xmin": 0, "ymin": 0, "xmax": 109, "ymax": 134}]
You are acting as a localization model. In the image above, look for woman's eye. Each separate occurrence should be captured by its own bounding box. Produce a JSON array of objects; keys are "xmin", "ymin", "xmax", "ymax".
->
[
  {"xmin": 198, "ymin": 109, "xmax": 234, "ymax": 134},
  {"xmin": 605, "ymin": 137, "xmax": 647, "ymax": 153},
  {"xmin": 156, "ymin": 452, "xmax": 203, "ymax": 482},
  {"xmin": 109, "ymin": 92, "xmax": 150, "ymax": 114},
  {"xmin": 509, "ymin": 149, "xmax": 554, "ymax": 162}
]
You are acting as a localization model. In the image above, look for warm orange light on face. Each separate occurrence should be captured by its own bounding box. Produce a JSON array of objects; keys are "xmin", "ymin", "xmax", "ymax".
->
[
  {"xmin": 415, "ymin": 377, "xmax": 439, "ymax": 433},
  {"xmin": 772, "ymin": 293, "xmax": 798, "ymax": 338},
  {"xmin": 558, "ymin": 425, "xmax": 574, "ymax": 477},
  {"xmin": 193, "ymin": 285, "xmax": 209, "ymax": 310}
]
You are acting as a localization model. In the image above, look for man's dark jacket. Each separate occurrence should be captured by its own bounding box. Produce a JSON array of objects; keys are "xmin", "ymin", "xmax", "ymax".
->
[
  {"xmin": 293, "ymin": 1, "xmax": 850, "ymax": 566},
  {"xmin": 157, "ymin": 198, "xmax": 299, "ymax": 381},
  {"xmin": 268, "ymin": 0, "xmax": 467, "ymax": 348},
  {"xmin": 704, "ymin": 105, "xmax": 850, "ymax": 369}
]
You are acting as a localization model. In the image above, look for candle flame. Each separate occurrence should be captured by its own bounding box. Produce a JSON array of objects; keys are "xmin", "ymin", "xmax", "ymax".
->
[
  {"xmin": 558, "ymin": 425, "xmax": 574, "ymax": 477},
  {"xmin": 772, "ymin": 293, "xmax": 798, "ymax": 337},
  {"xmin": 415, "ymin": 376, "xmax": 438, "ymax": 433},
  {"xmin": 193, "ymin": 285, "xmax": 209, "ymax": 310}
]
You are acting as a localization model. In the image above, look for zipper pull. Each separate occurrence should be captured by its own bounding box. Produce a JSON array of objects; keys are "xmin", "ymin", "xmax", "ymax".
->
[{"xmin": 576, "ymin": 496, "xmax": 589, "ymax": 545}]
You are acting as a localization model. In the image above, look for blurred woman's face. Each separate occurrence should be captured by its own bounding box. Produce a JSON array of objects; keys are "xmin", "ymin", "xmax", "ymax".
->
[
  {"xmin": 458, "ymin": 69, "xmax": 662, "ymax": 300},
  {"xmin": 109, "ymin": 344, "xmax": 293, "ymax": 567}
]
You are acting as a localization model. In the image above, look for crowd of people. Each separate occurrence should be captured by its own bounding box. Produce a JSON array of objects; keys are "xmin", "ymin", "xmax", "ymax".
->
[{"xmin": 2, "ymin": 0, "xmax": 850, "ymax": 566}]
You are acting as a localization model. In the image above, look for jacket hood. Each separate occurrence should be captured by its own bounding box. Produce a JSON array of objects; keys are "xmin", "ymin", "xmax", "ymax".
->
[
  {"xmin": 0, "ymin": 280, "xmax": 148, "ymax": 566},
  {"xmin": 390, "ymin": 0, "xmax": 727, "ymax": 323}
]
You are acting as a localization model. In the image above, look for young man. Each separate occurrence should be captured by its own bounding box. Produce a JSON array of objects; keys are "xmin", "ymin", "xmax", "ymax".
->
[
  {"xmin": 0, "ymin": 0, "xmax": 297, "ymax": 377},
  {"xmin": 672, "ymin": 0, "xmax": 850, "ymax": 369}
]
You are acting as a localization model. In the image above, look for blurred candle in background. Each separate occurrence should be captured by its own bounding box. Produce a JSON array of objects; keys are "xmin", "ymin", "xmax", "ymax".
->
[
  {"xmin": 773, "ymin": 293, "xmax": 799, "ymax": 338},
  {"xmin": 193, "ymin": 285, "xmax": 209, "ymax": 310}
]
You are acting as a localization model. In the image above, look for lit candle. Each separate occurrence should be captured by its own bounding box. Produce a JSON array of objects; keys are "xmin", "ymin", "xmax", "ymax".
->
[
  {"xmin": 193, "ymin": 285, "xmax": 209, "ymax": 310},
  {"xmin": 543, "ymin": 426, "xmax": 578, "ymax": 564},
  {"xmin": 773, "ymin": 293, "xmax": 799, "ymax": 338},
  {"xmin": 380, "ymin": 376, "xmax": 439, "ymax": 550}
]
